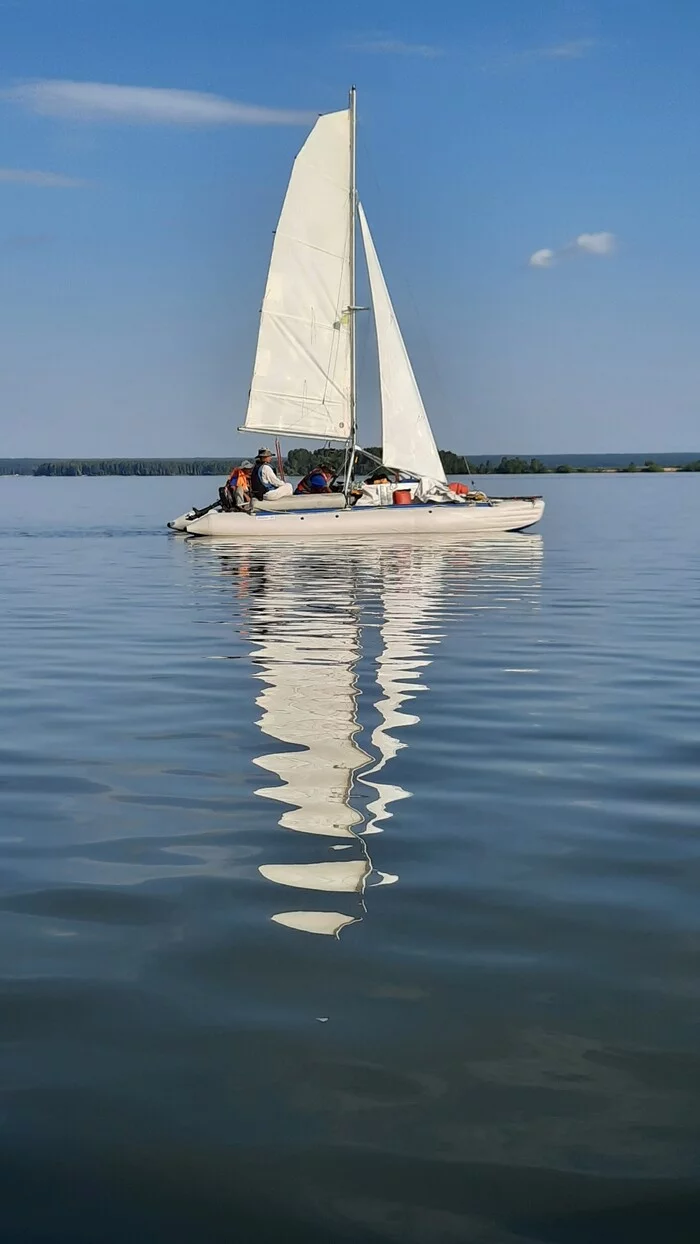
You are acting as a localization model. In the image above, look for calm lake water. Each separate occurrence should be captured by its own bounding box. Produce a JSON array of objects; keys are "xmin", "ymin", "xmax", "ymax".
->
[{"xmin": 0, "ymin": 473, "xmax": 699, "ymax": 1242}]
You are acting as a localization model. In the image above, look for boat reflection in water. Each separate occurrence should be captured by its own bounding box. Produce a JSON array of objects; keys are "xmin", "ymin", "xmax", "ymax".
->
[
  {"xmin": 359, "ymin": 544, "xmax": 445, "ymax": 837},
  {"xmin": 250, "ymin": 566, "xmax": 376, "ymax": 937},
  {"xmin": 207, "ymin": 535, "xmax": 543, "ymax": 937}
]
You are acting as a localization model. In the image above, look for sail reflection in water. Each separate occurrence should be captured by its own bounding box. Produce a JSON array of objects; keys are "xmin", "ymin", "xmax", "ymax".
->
[
  {"xmin": 249, "ymin": 567, "xmax": 374, "ymax": 936},
  {"xmin": 210, "ymin": 536, "xmax": 543, "ymax": 937},
  {"xmin": 360, "ymin": 546, "xmax": 446, "ymax": 834}
]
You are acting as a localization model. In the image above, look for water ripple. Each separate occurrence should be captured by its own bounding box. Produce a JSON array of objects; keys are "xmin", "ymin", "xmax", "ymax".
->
[{"xmin": 0, "ymin": 476, "xmax": 698, "ymax": 1239}]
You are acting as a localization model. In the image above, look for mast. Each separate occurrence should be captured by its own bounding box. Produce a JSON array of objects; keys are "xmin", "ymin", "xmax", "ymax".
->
[{"xmin": 346, "ymin": 85, "xmax": 358, "ymax": 490}]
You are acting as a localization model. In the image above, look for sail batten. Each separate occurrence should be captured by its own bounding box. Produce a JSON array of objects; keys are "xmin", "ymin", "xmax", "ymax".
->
[
  {"xmin": 243, "ymin": 109, "xmax": 353, "ymax": 442},
  {"xmin": 358, "ymin": 202, "xmax": 447, "ymax": 484}
]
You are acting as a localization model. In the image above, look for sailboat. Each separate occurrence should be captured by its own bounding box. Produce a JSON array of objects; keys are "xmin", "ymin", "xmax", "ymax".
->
[{"xmin": 173, "ymin": 90, "xmax": 544, "ymax": 538}]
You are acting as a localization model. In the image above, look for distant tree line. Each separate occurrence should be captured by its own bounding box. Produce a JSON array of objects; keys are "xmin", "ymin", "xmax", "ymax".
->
[
  {"xmin": 285, "ymin": 447, "xmax": 353, "ymax": 476},
  {"xmin": 32, "ymin": 459, "xmax": 233, "ymax": 477},
  {"xmin": 1, "ymin": 452, "xmax": 699, "ymax": 478},
  {"xmin": 286, "ymin": 446, "xmax": 472, "ymax": 475},
  {"xmin": 474, "ymin": 456, "xmax": 547, "ymax": 474},
  {"xmin": 608, "ymin": 460, "xmax": 700, "ymax": 474},
  {"xmin": 473, "ymin": 457, "xmax": 700, "ymax": 475}
]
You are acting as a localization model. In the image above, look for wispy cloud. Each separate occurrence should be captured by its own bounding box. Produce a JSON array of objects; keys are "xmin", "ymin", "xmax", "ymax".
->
[
  {"xmin": 347, "ymin": 39, "xmax": 442, "ymax": 58},
  {"xmin": 576, "ymin": 231, "xmax": 616, "ymax": 255},
  {"xmin": 487, "ymin": 38, "xmax": 597, "ymax": 72},
  {"xmin": 530, "ymin": 39, "xmax": 597, "ymax": 60},
  {"xmin": 0, "ymin": 166, "xmax": 85, "ymax": 187},
  {"xmin": 3, "ymin": 80, "xmax": 313, "ymax": 126},
  {"xmin": 529, "ymin": 232, "xmax": 616, "ymax": 269}
]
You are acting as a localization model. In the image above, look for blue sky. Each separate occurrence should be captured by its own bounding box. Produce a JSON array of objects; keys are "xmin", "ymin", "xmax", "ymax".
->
[{"xmin": 2, "ymin": 0, "xmax": 700, "ymax": 457}]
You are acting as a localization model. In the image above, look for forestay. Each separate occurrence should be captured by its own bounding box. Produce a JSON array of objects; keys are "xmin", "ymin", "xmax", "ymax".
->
[
  {"xmin": 243, "ymin": 110, "xmax": 353, "ymax": 442},
  {"xmin": 358, "ymin": 203, "xmax": 446, "ymax": 484}
]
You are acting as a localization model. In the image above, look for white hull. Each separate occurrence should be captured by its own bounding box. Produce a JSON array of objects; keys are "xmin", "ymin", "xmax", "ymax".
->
[
  {"xmin": 168, "ymin": 510, "xmax": 198, "ymax": 531},
  {"xmin": 183, "ymin": 497, "xmax": 544, "ymax": 539},
  {"xmin": 168, "ymin": 492, "xmax": 347, "ymax": 531}
]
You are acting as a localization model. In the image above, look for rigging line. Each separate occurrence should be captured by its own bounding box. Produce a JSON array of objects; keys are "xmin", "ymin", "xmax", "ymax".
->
[{"xmin": 319, "ymin": 211, "xmax": 352, "ymax": 425}]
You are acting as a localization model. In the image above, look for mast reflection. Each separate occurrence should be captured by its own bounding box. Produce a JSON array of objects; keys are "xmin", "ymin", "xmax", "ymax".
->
[{"xmin": 360, "ymin": 545, "xmax": 445, "ymax": 833}]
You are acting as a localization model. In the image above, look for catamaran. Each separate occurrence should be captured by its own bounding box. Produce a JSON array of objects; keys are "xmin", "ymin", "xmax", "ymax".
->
[{"xmin": 170, "ymin": 89, "xmax": 544, "ymax": 538}]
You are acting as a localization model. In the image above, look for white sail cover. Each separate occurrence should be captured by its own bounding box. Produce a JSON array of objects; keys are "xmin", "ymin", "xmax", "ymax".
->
[
  {"xmin": 243, "ymin": 110, "xmax": 352, "ymax": 441},
  {"xmin": 358, "ymin": 203, "xmax": 446, "ymax": 483}
]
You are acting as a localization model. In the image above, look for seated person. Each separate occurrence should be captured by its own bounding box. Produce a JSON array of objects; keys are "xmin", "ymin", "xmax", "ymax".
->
[
  {"xmin": 219, "ymin": 460, "xmax": 253, "ymax": 511},
  {"xmin": 251, "ymin": 448, "xmax": 293, "ymax": 500},
  {"xmin": 294, "ymin": 463, "xmax": 335, "ymax": 495},
  {"xmin": 364, "ymin": 467, "xmax": 391, "ymax": 485}
]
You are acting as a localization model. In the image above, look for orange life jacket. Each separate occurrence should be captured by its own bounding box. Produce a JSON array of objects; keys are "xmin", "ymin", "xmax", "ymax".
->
[
  {"xmin": 448, "ymin": 481, "xmax": 470, "ymax": 496},
  {"xmin": 295, "ymin": 470, "xmax": 331, "ymax": 494},
  {"xmin": 227, "ymin": 467, "xmax": 250, "ymax": 490}
]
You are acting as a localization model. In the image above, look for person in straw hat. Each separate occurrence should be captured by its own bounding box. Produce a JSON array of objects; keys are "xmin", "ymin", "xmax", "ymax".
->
[{"xmin": 250, "ymin": 447, "xmax": 293, "ymax": 501}]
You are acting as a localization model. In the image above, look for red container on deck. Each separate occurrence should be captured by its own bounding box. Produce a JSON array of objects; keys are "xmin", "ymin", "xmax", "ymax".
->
[{"xmin": 393, "ymin": 489, "xmax": 412, "ymax": 506}]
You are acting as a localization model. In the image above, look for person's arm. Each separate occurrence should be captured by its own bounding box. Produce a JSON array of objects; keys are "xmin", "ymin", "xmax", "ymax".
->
[{"xmin": 262, "ymin": 463, "xmax": 283, "ymax": 488}]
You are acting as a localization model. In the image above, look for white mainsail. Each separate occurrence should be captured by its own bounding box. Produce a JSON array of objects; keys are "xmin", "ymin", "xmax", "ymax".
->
[
  {"xmin": 358, "ymin": 202, "xmax": 447, "ymax": 484},
  {"xmin": 243, "ymin": 109, "xmax": 353, "ymax": 442}
]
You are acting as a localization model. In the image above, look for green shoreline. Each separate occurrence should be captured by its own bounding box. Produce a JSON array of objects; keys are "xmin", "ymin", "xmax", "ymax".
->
[{"xmin": 2, "ymin": 452, "xmax": 700, "ymax": 478}]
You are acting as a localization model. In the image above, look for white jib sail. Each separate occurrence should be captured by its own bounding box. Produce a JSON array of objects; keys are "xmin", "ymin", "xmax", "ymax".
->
[
  {"xmin": 358, "ymin": 203, "xmax": 446, "ymax": 483},
  {"xmin": 243, "ymin": 110, "xmax": 352, "ymax": 441}
]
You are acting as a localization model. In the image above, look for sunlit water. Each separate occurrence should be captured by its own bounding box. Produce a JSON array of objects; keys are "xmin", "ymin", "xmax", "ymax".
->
[{"xmin": 0, "ymin": 473, "xmax": 698, "ymax": 1242}]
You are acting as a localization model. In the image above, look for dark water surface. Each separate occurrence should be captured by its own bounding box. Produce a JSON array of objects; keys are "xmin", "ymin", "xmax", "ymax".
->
[{"xmin": 0, "ymin": 474, "xmax": 698, "ymax": 1242}]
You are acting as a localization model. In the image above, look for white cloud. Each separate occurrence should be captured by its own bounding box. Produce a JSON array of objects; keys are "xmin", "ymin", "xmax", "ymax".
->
[
  {"xmin": 348, "ymin": 39, "xmax": 442, "ymax": 58},
  {"xmin": 529, "ymin": 232, "xmax": 617, "ymax": 269},
  {"xmin": 531, "ymin": 39, "xmax": 596, "ymax": 60},
  {"xmin": 486, "ymin": 38, "xmax": 598, "ymax": 74},
  {"xmin": 528, "ymin": 248, "xmax": 556, "ymax": 268},
  {"xmin": 576, "ymin": 231, "xmax": 616, "ymax": 255},
  {"xmin": 0, "ymin": 166, "xmax": 85, "ymax": 187},
  {"xmin": 3, "ymin": 80, "xmax": 313, "ymax": 126}
]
